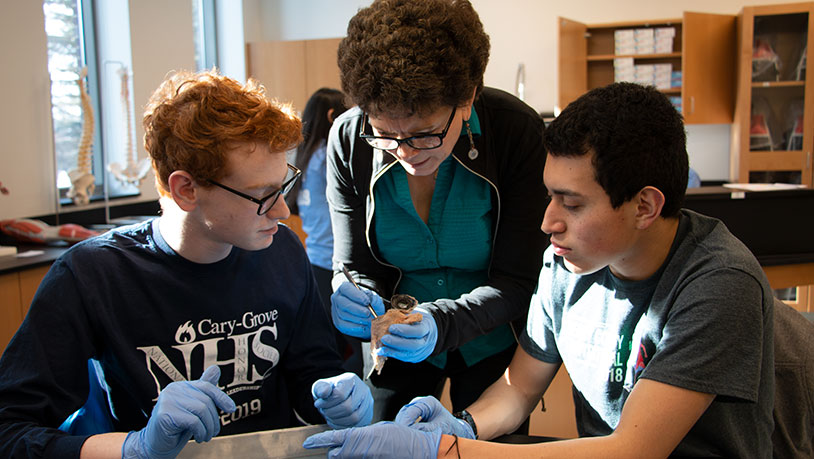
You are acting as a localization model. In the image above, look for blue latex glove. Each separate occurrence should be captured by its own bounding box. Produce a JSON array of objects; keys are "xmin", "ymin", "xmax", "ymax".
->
[
  {"xmin": 312, "ymin": 372, "xmax": 373, "ymax": 429},
  {"xmin": 122, "ymin": 365, "xmax": 236, "ymax": 459},
  {"xmin": 303, "ymin": 421, "xmax": 442, "ymax": 459},
  {"xmin": 331, "ymin": 281, "xmax": 386, "ymax": 339},
  {"xmin": 394, "ymin": 396, "xmax": 475, "ymax": 439},
  {"xmin": 378, "ymin": 309, "xmax": 438, "ymax": 363}
]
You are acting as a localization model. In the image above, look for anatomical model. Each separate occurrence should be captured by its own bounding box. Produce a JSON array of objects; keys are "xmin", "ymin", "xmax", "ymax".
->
[
  {"xmin": 370, "ymin": 294, "xmax": 422, "ymax": 375},
  {"xmin": 66, "ymin": 67, "xmax": 95, "ymax": 206},
  {"xmin": 107, "ymin": 67, "xmax": 151, "ymax": 186}
]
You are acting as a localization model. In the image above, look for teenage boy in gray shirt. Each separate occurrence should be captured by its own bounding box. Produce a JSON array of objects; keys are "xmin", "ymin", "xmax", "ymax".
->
[{"xmin": 305, "ymin": 82, "xmax": 775, "ymax": 458}]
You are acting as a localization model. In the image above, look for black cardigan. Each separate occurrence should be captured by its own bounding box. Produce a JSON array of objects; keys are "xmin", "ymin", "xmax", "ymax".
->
[{"xmin": 326, "ymin": 87, "xmax": 549, "ymax": 355}]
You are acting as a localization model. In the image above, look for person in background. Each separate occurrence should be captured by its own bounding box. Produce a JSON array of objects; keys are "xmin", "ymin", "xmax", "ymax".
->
[
  {"xmin": 0, "ymin": 69, "xmax": 372, "ymax": 458},
  {"xmin": 327, "ymin": 0, "xmax": 547, "ymax": 426},
  {"xmin": 305, "ymin": 82, "xmax": 774, "ymax": 458},
  {"xmin": 688, "ymin": 167, "xmax": 701, "ymax": 188},
  {"xmin": 285, "ymin": 88, "xmax": 359, "ymax": 376}
]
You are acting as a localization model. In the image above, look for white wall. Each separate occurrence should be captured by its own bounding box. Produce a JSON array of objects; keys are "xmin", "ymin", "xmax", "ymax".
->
[{"xmin": 0, "ymin": 1, "xmax": 58, "ymax": 219}]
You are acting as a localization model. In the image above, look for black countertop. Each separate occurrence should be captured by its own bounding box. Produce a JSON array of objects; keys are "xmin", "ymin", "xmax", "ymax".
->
[
  {"xmin": 1, "ymin": 186, "xmax": 812, "ymax": 274},
  {"xmin": 0, "ymin": 243, "xmax": 70, "ymax": 275},
  {"xmin": 684, "ymin": 186, "xmax": 814, "ymax": 266}
]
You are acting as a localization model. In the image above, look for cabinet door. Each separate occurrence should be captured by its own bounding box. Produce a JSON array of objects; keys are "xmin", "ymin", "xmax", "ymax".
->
[
  {"xmin": 683, "ymin": 12, "xmax": 737, "ymax": 124},
  {"xmin": 0, "ymin": 272, "xmax": 22, "ymax": 354},
  {"xmin": 247, "ymin": 38, "xmax": 343, "ymax": 114},
  {"xmin": 304, "ymin": 38, "xmax": 343, "ymax": 98},
  {"xmin": 557, "ymin": 17, "xmax": 587, "ymax": 112},
  {"xmin": 731, "ymin": 3, "xmax": 814, "ymax": 186},
  {"xmin": 246, "ymin": 40, "xmax": 307, "ymax": 110},
  {"xmin": 19, "ymin": 265, "xmax": 50, "ymax": 318}
]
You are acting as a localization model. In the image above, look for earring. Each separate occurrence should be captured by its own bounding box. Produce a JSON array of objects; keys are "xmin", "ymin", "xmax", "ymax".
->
[{"xmin": 465, "ymin": 120, "xmax": 479, "ymax": 160}]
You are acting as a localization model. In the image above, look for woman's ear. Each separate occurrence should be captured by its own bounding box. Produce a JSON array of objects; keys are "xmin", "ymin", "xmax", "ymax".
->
[
  {"xmin": 167, "ymin": 170, "xmax": 199, "ymax": 212},
  {"xmin": 634, "ymin": 186, "xmax": 666, "ymax": 229},
  {"xmin": 326, "ymin": 108, "xmax": 335, "ymax": 124},
  {"xmin": 461, "ymin": 87, "xmax": 477, "ymax": 121}
]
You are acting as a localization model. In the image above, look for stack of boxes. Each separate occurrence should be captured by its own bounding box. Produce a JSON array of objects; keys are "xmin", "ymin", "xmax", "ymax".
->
[{"xmin": 613, "ymin": 26, "xmax": 681, "ymax": 112}]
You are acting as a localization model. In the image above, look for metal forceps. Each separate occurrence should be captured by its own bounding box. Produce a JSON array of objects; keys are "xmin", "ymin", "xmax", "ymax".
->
[{"xmin": 340, "ymin": 264, "xmax": 380, "ymax": 318}]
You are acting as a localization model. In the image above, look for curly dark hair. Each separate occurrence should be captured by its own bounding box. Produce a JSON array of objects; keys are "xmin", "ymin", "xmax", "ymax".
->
[
  {"xmin": 143, "ymin": 69, "xmax": 302, "ymax": 197},
  {"xmin": 543, "ymin": 82, "xmax": 688, "ymax": 217},
  {"xmin": 337, "ymin": 0, "xmax": 490, "ymax": 117}
]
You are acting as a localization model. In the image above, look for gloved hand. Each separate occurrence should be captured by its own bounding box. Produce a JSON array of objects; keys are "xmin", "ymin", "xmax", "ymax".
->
[
  {"xmin": 312, "ymin": 372, "xmax": 373, "ymax": 429},
  {"xmin": 122, "ymin": 365, "xmax": 236, "ymax": 459},
  {"xmin": 378, "ymin": 308, "xmax": 438, "ymax": 363},
  {"xmin": 331, "ymin": 281, "xmax": 386, "ymax": 339},
  {"xmin": 303, "ymin": 421, "xmax": 442, "ymax": 459},
  {"xmin": 394, "ymin": 396, "xmax": 475, "ymax": 439}
]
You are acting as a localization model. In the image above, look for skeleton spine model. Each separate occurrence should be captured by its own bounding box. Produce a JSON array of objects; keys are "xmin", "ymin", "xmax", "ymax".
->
[{"xmin": 66, "ymin": 66, "xmax": 96, "ymax": 206}]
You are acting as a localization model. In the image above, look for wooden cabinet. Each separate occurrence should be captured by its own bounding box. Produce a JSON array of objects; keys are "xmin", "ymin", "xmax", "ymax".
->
[
  {"xmin": 246, "ymin": 38, "xmax": 343, "ymax": 114},
  {"xmin": 730, "ymin": 2, "xmax": 814, "ymax": 186},
  {"xmin": 0, "ymin": 265, "xmax": 49, "ymax": 355},
  {"xmin": 558, "ymin": 13, "xmax": 736, "ymax": 124}
]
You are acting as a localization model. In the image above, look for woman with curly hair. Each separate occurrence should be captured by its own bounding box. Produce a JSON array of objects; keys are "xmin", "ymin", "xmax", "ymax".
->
[{"xmin": 327, "ymin": 0, "xmax": 547, "ymax": 425}]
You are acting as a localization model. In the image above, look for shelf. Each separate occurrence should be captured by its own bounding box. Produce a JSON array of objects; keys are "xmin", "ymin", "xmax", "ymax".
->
[
  {"xmin": 559, "ymin": 12, "xmax": 735, "ymax": 124},
  {"xmin": 751, "ymin": 80, "xmax": 806, "ymax": 88},
  {"xmin": 587, "ymin": 52, "xmax": 682, "ymax": 61},
  {"xmin": 748, "ymin": 150, "xmax": 810, "ymax": 170}
]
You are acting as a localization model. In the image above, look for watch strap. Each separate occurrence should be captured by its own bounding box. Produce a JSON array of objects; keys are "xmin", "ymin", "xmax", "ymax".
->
[{"xmin": 453, "ymin": 409, "xmax": 478, "ymax": 439}]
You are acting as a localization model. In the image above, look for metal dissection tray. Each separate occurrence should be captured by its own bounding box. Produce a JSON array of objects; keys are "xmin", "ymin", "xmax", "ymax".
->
[{"xmin": 178, "ymin": 424, "xmax": 330, "ymax": 458}]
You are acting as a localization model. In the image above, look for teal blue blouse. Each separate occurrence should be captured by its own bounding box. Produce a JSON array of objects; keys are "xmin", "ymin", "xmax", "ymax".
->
[{"xmin": 372, "ymin": 109, "xmax": 515, "ymax": 368}]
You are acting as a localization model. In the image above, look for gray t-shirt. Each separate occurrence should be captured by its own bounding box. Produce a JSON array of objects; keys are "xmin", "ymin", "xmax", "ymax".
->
[{"xmin": 521, "ymin": 209, "xmax": 774, "ymax": 457}]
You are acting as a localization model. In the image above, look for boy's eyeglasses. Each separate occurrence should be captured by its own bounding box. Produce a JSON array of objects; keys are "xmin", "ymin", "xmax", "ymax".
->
[{"xmin": 208, "ymin": 163, "xmax": 301, "ymax": 215}]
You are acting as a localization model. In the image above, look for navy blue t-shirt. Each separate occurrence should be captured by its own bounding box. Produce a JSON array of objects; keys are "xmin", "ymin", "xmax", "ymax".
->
[{"xmin": 0, "ymin": 219, "xmax": 343, "ymax": 457}]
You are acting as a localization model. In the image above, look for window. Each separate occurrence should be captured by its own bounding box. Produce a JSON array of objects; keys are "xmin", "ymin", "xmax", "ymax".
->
[
  {"xmin": 192, "ymin": 0, "xmax": 218, "ymax": 71},
  {"xmin": 44, "ymin": 0, "xmax": 140, "ymax": 205},
  {"xmin": 43, "ymin": 0, "xmax": 102, "ymax": 198}
]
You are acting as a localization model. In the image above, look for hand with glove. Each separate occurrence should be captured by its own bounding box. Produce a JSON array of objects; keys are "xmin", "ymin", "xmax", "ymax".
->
[
  {"xmin": 312, "ymin": 372, "xmax": 373, "ymax": 429},
  {"xmin": 122, "ymin": 365, "xmax": 236, "ymax": 459},
  {"xmin": 395, "ymin": 396, "xmax": 475, "ymax": 439},
  {"xmin": 303, "ymin": 421, "xmax": 441, "ymax": 459},
  {"xmin": 378, "ymin": 308, "xmax": 438, "ymax": 363},
  {"xmin": 331, "ymin": 281, "xmax": 386, "ymax": 339}
]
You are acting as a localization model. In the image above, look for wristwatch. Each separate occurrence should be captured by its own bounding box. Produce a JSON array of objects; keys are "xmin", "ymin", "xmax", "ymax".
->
[{"xmin": 452, "ymin": 409, "xmax": 478, "ymax": 439}]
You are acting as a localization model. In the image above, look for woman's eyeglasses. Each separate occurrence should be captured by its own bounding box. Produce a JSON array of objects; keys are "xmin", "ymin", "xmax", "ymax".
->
[{"xmin": 359, "ymin": 108, "xmax": 456, "ymax": 151}]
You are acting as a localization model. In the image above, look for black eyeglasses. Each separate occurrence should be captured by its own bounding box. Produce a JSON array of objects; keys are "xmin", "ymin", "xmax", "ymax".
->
[
  {"xmin": 359, "ymin": 107, "xmax": 456, "ymax": 151},
  {"xmin": 208, "ymin": 164, "xmax": 302, "ymax": 215}
]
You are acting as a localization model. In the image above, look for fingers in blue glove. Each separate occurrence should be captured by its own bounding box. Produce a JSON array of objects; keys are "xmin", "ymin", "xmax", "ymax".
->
[
  {"xmin": 302, "ymin": 428, "xmax": 348, "ymax": 450},
  {"xmin": 199, "ymin": 365, "xmax": 237, "ymax": 413},
  {"xmin": 377, "ymin": 310, "xmax": 438, "ymax": 363},
  {"xmin": 157, "ymin": 366, "xmax": 236, "ymax": 443},
  {"xmin": 394, "ymin": 396, "xmax": 442, "ymax": 427},
  {"xmin": 394, "ymin": 396, "xmax": 475, "ymax": 439},
  {"xmin": 331, "ymin": 282, "xmax": 386, "ymax": 339},
  {"xmin": 312, "ymin": 373, "xmax": 373, "ymax": 428},
  {"xmin": 303, "ymin": 422, "xmax": 443, "ymax": 459},
  {"xmin": 123, "ymin": 366, "xmax": 238, "ymax": 458}
]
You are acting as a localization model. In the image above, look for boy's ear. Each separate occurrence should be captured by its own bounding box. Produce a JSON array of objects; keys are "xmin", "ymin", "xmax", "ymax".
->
[
  {"xmin": 167, "ymin": 170, "xmax": 199, "ymax": 212},
  {"xmin": 634, "ymin": 186, "xmax": 665, "ymax": 229}
]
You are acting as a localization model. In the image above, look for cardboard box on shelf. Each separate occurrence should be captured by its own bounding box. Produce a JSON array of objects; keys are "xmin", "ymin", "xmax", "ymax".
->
[{"xmin": 614, "ymin": 29, "xmax": 635, "ymax": 55}]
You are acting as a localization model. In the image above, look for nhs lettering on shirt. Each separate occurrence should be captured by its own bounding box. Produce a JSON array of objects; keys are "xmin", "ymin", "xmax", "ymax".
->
[{"xmin": 137, "ymin": 309, "xmax": 281, "ymax": 401}]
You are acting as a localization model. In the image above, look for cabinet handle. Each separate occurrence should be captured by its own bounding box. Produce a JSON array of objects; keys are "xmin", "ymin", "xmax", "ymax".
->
[
  {"xmin": 807, "ymin": 151, "xmax": 811, "ymax": 170},
  {"xmin": 689, "ymin": 96, "xmax": 695, "ymax": 116}
]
